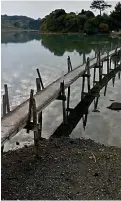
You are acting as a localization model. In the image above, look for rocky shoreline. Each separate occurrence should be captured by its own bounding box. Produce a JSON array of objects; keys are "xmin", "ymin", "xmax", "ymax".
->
[{"xmin": 1, "ymin": 138, "xmax": 121, "ymax": 200}]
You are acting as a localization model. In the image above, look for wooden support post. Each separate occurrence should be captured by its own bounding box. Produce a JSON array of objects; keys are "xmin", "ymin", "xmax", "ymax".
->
[
  {"xmin": 82, "ymin": 110, "xmax": 88, "ymax": 130},
  {"xmin": 27, "ymin": 89, "xmax": 40, "ymax": 158},
  {"xmin": 107, "ymin": 51, "xmax": 110, "ymax": 74},
  {"xmin": 86, "ymin": 57, "xmax": 90, "ymax": 92},
  {"xmin": 67, "ymin": 56, "xmax": 72, "ymax": 117},
  {"xmin": 95, "ymin": 51, "xmax": 97, "ymax": 58},
  {"xmin": 67, "ymin": 56, "xmax": 72, "ymax": 71},
  {"xmin": 112, "ymin": 76, "xmax": 115, "ymax": 87},
  {"xmin": 36, "ymin": 78, "xmax": 41, "ymax": 92},
  {"xmin": 60, "ymin": 81, "xmax": 67, "ymax": 124},
  {"xmin": 36, "ymin": 77, "xmax": 42, "ymax": 140},
  {"xmin": 36, "ymin": 68, "xmax": 44, "ymax": 90},
  {"xmin": 94, "ymin": 97, "xmax": 99, "ymax": 110},
  {"xmin": 26, "ymin": 89, "xmax": 34, "ymax": 133},
  {"xmin": 118, "ymin": 72, "xmax": 121, "ymax": 80},
  {"xmin": 104, "ymin": 84, "xmax": 108, "ymax": 96},
  {"xmin": 32, "ymin": 97, "xmax": 39, "ymax": 158},
  {"xmin": 81, "ymin": 75, "xmax": 85, "ymax": 100},
  {"xmin": 4, "ymin": 84, "xmax": 10, "ymax": 113},
  {"xmin": 93, "ymin": 67, "xmax": 96, "ymax": 86},
  {"xmin": 3, "ymin": 94, "xmax": 6, "ymax": 117},
  {"xmin": 98, "ymin": 51, "xmax": 102, "ymax": 82},
  {"xmin": 2, "ymin": 84, "xmax": 10, "ymax": 154},
  {"xmin": 110, "ymin": 57, "xmax": 112, "ymax": 71},
  {"xmin": 83, "ymin": 52, "xmax": 86, "ymax": 64}
]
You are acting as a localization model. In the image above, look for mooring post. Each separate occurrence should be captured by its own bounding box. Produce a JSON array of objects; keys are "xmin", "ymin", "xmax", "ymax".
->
[{"xmin": 36, "ymin": 77, "xmax": 42, "ymax": 140}]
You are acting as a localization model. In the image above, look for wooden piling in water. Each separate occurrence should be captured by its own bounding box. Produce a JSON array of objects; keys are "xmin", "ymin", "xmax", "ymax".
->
[
  {"xmin": 67, "ymin": 57, "xmax": 71, "ymax": 117},
  {"xmin": 86, "ymin": 57, "xmax": 90, "ymax": 92},
  {"xmin": 36, "ymin": 77, "xmax": 43, "ymax": 140},
  {"xmin": 3, "ymin": 95, "xmax": 6, "ymax": 117},
  {"xmin": 83, "ymin": 52, "xmax": 86, "ymax": 65},
  {"xmin": 32, "ymin": 97, "xmax": 39, "ymax": 158},
  {"xmin": 60, "ymin": 81, "xmax": 67, "ymax": 124},
  {"xmin": 2, "ymin": 84, "xmax": 10, "ymax": 153},
  {"xmin": 36, "ymin": 68, "xmax": 44, "ymax": 90}
]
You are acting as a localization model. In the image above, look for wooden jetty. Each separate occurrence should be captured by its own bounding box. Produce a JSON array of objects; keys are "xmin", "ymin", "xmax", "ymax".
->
[{"xmin": 1, "ymin": 47, "xmax": 121, "ymax": 156}]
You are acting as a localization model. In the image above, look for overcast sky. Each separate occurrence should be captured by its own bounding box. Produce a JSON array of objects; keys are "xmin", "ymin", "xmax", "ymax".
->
[{"xmin": 1, "ymin": 1, "xmax": 118, "ymax": 19}]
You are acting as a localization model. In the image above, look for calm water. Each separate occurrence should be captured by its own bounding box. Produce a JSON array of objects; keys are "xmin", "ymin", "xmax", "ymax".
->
[{"xmin": 1, "ymin": 32, "xmax": 121, "ymax": 151}]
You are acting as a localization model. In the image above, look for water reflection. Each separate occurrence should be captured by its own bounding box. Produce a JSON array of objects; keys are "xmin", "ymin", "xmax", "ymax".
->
[
  {"xmin": 1, "ymin": 31, "xmax": 40, "ymax": 44},
  {"xmin": 1, "ymin": 32, "xmax": 121, "ymax": 150},
  {"xmin": 1, "ymin": 32, "xmax": 121, "ymax": 56},
  {"xmin": 41, "ymin": 34, "xmax": 121, "ymax": 56}
]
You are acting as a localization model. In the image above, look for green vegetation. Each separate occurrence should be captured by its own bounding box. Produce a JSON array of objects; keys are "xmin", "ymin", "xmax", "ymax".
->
[
  {"xmin": 40, "ymin": 1, "xmax": 121, "ymax": 34},
  {"xmin": 90, "ymin": 0, "xmax": 112, "ymax": 16},
  {"xmin": 1, "ymin": 15, "xmax": 41, "ymax": 31}
]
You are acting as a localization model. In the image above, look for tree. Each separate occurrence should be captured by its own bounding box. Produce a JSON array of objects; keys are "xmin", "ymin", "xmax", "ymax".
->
[
  {"xmin": 99, "ymin": 23, "xmax": 109, "ymax": 33},
  {"xmin": 84, "ymin": 17, "xmax": 99, "ymax": 34},
  {"xmin": 110, "ymin": 2, "xmax": 121, "ymax": 30},
  {"xmin": 90, "ymin": 0, "xmax": 112, "ymax": 16},
  {"xmin": 14, "ymin": 21, "xmax": 20, "ymax": 28}
]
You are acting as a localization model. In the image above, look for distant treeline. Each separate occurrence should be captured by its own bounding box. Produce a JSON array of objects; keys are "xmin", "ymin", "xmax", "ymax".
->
[
  {"xmin": 1, "ymin": 15, "xmax": 41, "ymax": 30},
  {"xmin": 40, "ymin": 1, "xmax": 121, "ymax": 34}
]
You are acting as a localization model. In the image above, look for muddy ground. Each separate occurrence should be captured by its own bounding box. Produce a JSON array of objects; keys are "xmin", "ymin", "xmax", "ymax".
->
[{"xmin": 1, "ymin": 138, "xmax": 121, "ymax": 200}]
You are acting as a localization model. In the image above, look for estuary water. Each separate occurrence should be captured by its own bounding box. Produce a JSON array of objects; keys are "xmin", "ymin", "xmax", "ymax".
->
[{"xmin": 1, "ymin": 32, "xmax": 121, "ymax": 151}]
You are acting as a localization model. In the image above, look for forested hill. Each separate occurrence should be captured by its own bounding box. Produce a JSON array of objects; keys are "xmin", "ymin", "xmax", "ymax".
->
[
  {"xmin": 40, "ymin": 1, "xmax": 121, "ymax": 34},
  {"xmin": 1, "ymin": 15, "xmax": 41, "ymax": 30}
]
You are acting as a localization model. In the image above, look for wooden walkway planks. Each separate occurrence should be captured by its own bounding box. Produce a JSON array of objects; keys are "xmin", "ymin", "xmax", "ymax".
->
[{"xmin": 1, "ymin": 48, "xmax": 120, "ymax": 146}]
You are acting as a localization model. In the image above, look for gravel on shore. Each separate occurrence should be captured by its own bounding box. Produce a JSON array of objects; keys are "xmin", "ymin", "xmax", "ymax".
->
[{"xmin": 1, "ymin": 138, "xmax": 121, "ymax": 200}]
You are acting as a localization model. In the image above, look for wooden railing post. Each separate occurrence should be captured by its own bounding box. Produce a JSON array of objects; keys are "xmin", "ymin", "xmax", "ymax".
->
[{"xmin": 2, "ymin": 84, "xmax": 10, "ymax": 154}]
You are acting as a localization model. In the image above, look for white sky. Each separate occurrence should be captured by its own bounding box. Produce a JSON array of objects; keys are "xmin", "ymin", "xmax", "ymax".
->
[{"xmin": 1, "ymin": 1, "xmax": 118, "ymax": 19}]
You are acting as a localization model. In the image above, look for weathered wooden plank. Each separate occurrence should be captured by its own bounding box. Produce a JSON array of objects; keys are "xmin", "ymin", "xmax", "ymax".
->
[{"xmin": 1, "ymin": 48, "xmax": 120, "ymax": 146}]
